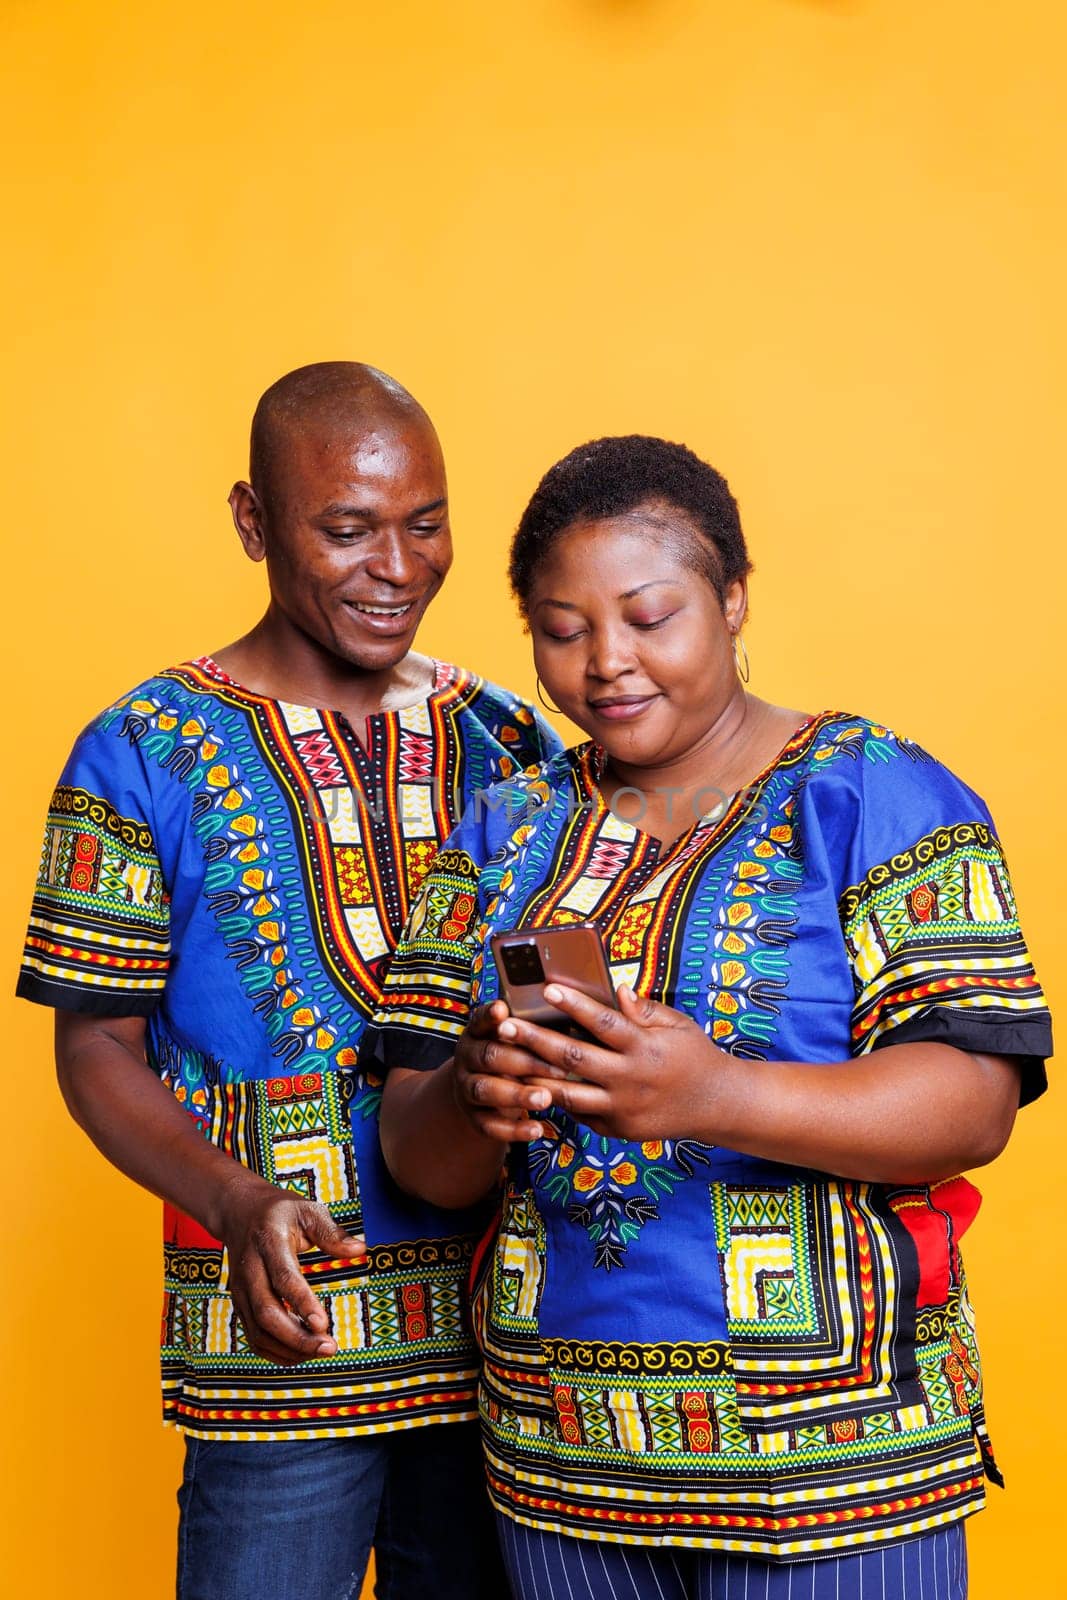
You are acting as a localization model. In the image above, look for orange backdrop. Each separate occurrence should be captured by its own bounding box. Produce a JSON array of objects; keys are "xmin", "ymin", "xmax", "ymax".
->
[{"xmin": 1, "ymin": 2, "xmax": 1063, "ymax": 1595}]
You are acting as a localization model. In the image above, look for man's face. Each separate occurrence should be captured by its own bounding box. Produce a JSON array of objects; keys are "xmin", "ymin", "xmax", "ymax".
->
[{"xmin": 248, "ymin": 416, "xmax": 453, "ymax": 673}]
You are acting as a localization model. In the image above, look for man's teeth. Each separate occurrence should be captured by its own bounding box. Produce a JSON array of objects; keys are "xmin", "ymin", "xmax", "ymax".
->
[{"xmin": 354, "ymin": 603, "xmax": 412, "ymax": 615}]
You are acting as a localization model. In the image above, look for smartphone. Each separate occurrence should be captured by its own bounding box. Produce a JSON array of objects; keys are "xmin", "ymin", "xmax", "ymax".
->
[{"xmin": 490, "ymin": 922, "xmax": 617, "ymax": 1034}]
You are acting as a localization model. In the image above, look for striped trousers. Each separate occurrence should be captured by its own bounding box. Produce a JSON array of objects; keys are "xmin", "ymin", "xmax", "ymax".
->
[{"xmin": 497, "ymin": 1518, "xmax": 968, "ymax": 1600}]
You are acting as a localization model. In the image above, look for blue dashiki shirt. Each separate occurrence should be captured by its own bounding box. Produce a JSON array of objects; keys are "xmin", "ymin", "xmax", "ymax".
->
[
  {"xmin": 363, "ymin": 713, "xmax": 1051, "ymax": 1561},
  {"xmin": 17, "ymin": 655, "xmax": 559, "ymax": 1440}
]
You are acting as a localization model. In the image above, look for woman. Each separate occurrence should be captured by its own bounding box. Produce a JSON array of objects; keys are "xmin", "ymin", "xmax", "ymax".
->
[{"xmin": 363, "ymin": 436, "xmax": 1051, "ymax": 1599}]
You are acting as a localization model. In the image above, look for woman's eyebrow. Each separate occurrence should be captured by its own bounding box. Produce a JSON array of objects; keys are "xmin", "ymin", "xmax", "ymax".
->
[
  {"xmin": 536, "ymin": 580, "xmax": 674, "ymax": 611},
  {"xmin": 621, "ymin": 580, "xmax": 673, "ymax": 600}
]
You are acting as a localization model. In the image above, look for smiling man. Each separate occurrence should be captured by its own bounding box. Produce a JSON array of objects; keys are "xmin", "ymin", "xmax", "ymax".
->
[{"xmin": 17, "ymin": 363, "xmax": 557, "ymax": 1599}]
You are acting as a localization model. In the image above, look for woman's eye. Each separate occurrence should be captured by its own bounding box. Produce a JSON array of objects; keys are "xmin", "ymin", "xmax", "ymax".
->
[{"xmin": 631, "ymin": 612, "xmax": 676, "ymax": 630}]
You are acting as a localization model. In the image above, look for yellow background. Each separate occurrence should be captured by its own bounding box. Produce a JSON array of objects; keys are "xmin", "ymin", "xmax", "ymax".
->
[{"xmin": 2, "ymin": 1, "xmax": 1063, "ymax": 1594}]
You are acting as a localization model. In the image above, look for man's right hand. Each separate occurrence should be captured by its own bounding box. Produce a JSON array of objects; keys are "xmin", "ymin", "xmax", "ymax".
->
[
  {"xmin": 216, "ymin": 1173, "xmax": 366, "ymax": 1365},
  {"xmin": 55, "ymin": 1010, "xmax": 365, "ymax": 1367}
]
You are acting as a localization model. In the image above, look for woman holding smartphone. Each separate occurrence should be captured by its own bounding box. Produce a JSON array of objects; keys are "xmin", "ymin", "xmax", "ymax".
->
[{"xmin": 363, "ymin": 436, "xmax": 1051, "ymax": 1600}]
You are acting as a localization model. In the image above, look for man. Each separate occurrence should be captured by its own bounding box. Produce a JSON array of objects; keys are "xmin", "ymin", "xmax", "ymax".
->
[{"xmin": 18, "ymin": 363, "xmax": 558, "ymax": 1598}]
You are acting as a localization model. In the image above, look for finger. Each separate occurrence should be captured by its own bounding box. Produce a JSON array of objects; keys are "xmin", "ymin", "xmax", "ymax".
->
[
  {"xmin": 234, "ymin": 1311, "xmax": 319, "ymax": 1366},
  {"xmin": 461, "ymin": 1069, "xmax": 553, "ymax": 1117},
  {"xmin": 494, "ymin": 1016, "xmax": 567, "ymax": 1073},
  {"xmin": 461, "ymin": 1035, "xmax": 547, "ymax": 1081},
  {"xmin": 236, "ymin": 1323, "xmax": 305, "ymax": 1364},
  {"xmin": 251, "ymin": 1284, "xmax": 337, "ymax": 1354},
  {"xmin": 616, "ymin": 983, "xmax": 659, "ymax": 1025},
  {"xmin": 296, "ymin": 1203, "xmax": 366, "ymax": 1262},
  {"xmin": 254, "ymin": 1225, "xmax": 333, "ymax": 1334},
  {"xmin": 471, "ymin": 1110, "xmax": 545, "ymax": 1143},
  {"xmin": 534, "ymin": 1076, "xmax": 614, "ymax": 1123},
  {"xmin": 541, "ymin": 983, "xmax": 638, "ymax": 1045},
  {"xmin": 492, "ymin": 1018, "xmax": 615, "ymax": 1084},
  {"xmin": 467, "ymin": 1001, "xmax": 511, "ymax": 1038},
  {"xmin": 232, "ymin": 1257, "xmax": 337, "ymax": 1361}
]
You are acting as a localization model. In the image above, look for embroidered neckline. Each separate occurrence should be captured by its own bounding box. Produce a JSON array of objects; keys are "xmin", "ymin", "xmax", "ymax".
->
[
  {"xmin": 563, "ymin": 711, "xmax": 846, "ymax": 862},
  {"xmin": 185, "ymin": 654, "xmax": 461, "ymax": 723}
]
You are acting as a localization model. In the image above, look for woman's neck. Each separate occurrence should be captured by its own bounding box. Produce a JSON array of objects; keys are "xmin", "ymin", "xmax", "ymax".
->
[{"xmin": 600, "ymin": 695, "xmax": 809, "ymax": 847}]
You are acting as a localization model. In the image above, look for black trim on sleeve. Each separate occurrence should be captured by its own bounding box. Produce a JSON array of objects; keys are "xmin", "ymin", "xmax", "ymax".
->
[
  {"xmin": 358, "ymin": 1022, "xmax": 455, "ymax": 1077},
  {"xmin": 15, "ymin": 971, "xmax": 161, "ymax": 1019},
  {"xmin": 871, "ymin": 1009, "xmax": 1051, "ymax": 1107}
]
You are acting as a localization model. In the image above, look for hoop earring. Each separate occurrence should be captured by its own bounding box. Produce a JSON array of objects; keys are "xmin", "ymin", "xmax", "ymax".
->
[
  {"xmin": 732, "ymin": 632, "xmax": 751, "ymax": 684},
  {"xmin": 536, "ymin": 675, "xmax": 563, "ymax": 715}
]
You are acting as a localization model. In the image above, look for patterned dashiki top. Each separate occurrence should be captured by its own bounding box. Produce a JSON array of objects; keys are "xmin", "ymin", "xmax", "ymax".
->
[
  {"xmin": 363, "ymin": 713, "xmax": 1051, "ymax": 1561},
  {"xmin": 17, "ymin": 655, "xmax": 559, "ymax": 1440}
]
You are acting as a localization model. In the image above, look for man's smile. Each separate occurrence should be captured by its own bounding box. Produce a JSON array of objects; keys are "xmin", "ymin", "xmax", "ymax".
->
[{"xmin": 347, "ymin": 600, "xmax": 415, "ymax": 617}]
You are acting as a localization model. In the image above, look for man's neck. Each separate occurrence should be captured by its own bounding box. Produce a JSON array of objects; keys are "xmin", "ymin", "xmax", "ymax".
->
[{"xmin": 210, "ymin": 616, "xmax": 437, "ymax": 726}]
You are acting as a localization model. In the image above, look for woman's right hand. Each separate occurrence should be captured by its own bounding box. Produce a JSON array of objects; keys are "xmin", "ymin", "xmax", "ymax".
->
[{"xmin": 451, "ymin": 1001, "xmax": 559, "ymax": 1143}]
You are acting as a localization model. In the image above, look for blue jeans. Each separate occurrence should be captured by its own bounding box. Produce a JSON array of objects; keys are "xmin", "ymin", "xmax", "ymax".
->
[{"xmin": 177, "ymin": 1422, "xmax": 505, "ymax": 1600}]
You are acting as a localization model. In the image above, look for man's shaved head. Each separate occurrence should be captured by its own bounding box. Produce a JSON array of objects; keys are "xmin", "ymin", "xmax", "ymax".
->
[
  {"xmin": 228, "ymin": 361, "xmax": 451, "ymax": 681},
  {"xmin": 249, "ymin": 362, "xmax": 436, "ymax": 507}
]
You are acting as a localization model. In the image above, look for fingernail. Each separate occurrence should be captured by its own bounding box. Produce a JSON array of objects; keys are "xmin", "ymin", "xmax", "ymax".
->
[
  {"xmin": 543, "ymin": 984, "xmax": 562, "ymax": 1002},
  {"xmin": 498, "ymin": 1020, "xmax": 517, "ymax": 1039},
  {"xmin": 525, "ymin": 1123, "xmax": 543, "ymax": 1139},
  {"xmin": 530, "ymin": 1089, "xmax": 550, "ymax": 1109}
]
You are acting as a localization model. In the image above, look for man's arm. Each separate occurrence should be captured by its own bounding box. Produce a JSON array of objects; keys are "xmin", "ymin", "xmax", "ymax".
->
[{"xmin": 56, "ymin": 1011, "xmax": 364, "ymax": 1365}]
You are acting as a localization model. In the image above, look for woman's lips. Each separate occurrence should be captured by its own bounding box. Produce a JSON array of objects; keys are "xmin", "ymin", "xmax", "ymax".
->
[{"xmin": 587, "ymin": 695, "xmax": 659, "ymax": 722}]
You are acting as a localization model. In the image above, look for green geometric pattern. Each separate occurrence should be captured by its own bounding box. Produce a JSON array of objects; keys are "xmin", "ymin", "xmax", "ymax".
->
[
  {"xmin": 762, "ymin": 1276, "xmax": 803, "ymax": 1321},
  {"xmin": 725, "ymin": 1189, "xmax": 792, "ymax": 1232},
  {"xmin": 712, "ymin": 1180, "xmax": 818, "ymax": 1339}
]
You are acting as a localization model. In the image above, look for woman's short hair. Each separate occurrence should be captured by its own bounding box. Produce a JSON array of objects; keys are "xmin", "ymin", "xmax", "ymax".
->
[{"xmin": 509, "ymin": 434, "xmax": 752, "ymax": 613}]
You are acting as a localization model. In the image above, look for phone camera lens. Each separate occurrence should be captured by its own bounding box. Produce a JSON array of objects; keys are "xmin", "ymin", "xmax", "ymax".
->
[{"xmin": 502, "ymin": 941, "xmax": 544, "ymax": 985}]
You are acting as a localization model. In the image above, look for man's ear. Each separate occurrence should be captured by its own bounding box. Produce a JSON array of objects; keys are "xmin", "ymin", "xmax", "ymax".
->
[{"xmin": 228, "ymin": 481, "xmax": 267, "ymax": 562}]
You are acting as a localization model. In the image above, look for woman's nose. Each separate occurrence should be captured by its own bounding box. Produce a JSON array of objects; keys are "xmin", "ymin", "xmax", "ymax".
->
[{"xmin": 585, "ymin": 627, "xmax": 635, "ymax": 681}]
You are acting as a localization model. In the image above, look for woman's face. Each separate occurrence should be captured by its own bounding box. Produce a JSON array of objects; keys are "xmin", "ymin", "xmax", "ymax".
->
[{"xmin": 528, "ymin": 503, "xmax": 747, "ymax": 771}]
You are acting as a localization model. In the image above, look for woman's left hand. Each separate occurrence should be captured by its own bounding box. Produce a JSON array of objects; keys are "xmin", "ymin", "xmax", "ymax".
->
[
  {"xmin": 496, "ymin": 986, "xmax": 1025, "ymax": 1181},
  {"xmin": 497, "ymin": 983, "xmax": 726, "ymax": 1142}
]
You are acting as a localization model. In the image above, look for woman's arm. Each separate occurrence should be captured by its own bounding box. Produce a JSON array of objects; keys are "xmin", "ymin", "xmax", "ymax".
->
[
  {"xmin": 380, "ymin": 1002, "xmax": 557, "ymax": 1206},
  {"xmin": 688, "ymin": 1040, "xmax": 1019, "ymax": 1180},
  {"xmin": 472, "ymin": 985, "xmax": 1022, "ymax": 1183}
]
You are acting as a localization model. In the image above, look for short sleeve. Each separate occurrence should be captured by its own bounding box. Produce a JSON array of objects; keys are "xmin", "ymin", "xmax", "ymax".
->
[
  {"xmin": 360, "ymin": 810, "xmax": 490, "ymax": 1075},
  {"xmin": 814, "ymin": 730, "xmax": 1051, "ymax": 1103},
  {"xmin": 510, "ymin": 702, "xmax": 564, "ymax": 771},
  {"xmin": 465, "ymin": 678, "xmax": 564, "ymax": 780},
  {"xmin": 17, "ymin": 723, "xmax": 170, "ymax": 1016}
]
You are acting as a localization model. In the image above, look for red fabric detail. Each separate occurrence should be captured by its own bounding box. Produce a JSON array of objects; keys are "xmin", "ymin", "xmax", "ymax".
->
[
  {"xmin": 933, "ymin": 1175, "xmax": 982, "ymax": 1239},
  {"xmin": 468, "ymin": 1202, "xmax": 503, "ymax": 1298},
  {"xmin": 888, "ymin": 1177, "xmax": 982, "ymax": 1308},
  {"xmin": 164, "ymin": 1202, "xmax": 222, "ymax": 1250}
]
